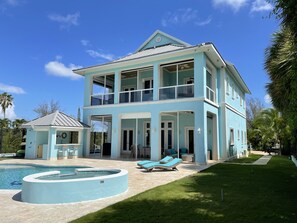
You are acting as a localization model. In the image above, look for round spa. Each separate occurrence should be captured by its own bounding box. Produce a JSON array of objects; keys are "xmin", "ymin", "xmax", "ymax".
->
[{"xmin": 21, "ymin": 168, "xmax": 128, "ymax": 204}]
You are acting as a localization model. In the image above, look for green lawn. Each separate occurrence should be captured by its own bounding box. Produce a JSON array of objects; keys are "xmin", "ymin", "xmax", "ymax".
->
[
  {"xmin": 225, "ymin": 153, "xmax": 263, "ymax": 163},
  {"xmin": 72, "ymin": 156, "xmax": 297, "ymax": 223}
]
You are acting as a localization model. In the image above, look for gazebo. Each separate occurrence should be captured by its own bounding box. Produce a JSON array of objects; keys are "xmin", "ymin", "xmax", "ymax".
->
[{"xmin": 22, "ymin": 111, "xmax": 89, "ymax": 160}]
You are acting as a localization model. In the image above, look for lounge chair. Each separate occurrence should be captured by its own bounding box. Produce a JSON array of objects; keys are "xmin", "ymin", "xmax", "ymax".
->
[
  {"xmin": 142, "ymin": 158, "xmax": 182, "ymax": 172},
  {"xmin": 137, "ymin": 156, "xmax": 173, "ymax": 168}
]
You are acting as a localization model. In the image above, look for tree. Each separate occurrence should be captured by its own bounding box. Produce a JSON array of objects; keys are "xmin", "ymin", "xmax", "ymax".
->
[
  {"xmin": 0, "ymin": 92, "xmax": 13, "ymax": 119},
  {"xmin": 33, "ymin": 100, "xmax": 61, "ymax": 117},
  {"xmin": 246, "ymin": 98, "xmax": 264, "ymax": 129}
]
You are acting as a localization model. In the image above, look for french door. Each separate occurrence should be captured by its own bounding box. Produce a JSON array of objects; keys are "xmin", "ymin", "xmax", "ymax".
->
[
  {"xmin": 122, "ymin": 129, "xmax": 134, "ymax": 153},
  {"xmin": 185, "ymin": 127, "xmax": 194, "ymax": 153},
  {"xmin": 161, "ymin": 121, "xmax": 174, "ymax": 150}
]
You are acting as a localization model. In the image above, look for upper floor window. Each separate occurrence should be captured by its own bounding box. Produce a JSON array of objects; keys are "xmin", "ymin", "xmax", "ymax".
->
[
  {"xmin": 232, "ymin": 84, "xmax": 235, "ymax": 99},
  {"xmin": 240, "ymin": 94, "xmax": 243, "ymax": 106},
  {"xmin": 226, "ymin": 77, "xmax": 230, "ymax": 95}
]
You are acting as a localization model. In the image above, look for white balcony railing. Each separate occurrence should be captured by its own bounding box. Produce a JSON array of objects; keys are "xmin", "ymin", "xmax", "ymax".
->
[
  {"xmin": 159, "ymin": 84, "xmax": 194, "ymax": 100},
  {"xmin": 206, "ymin": 86, "xmax": 215, "ymax": 102},
  {"xmin": 91, "ymin": 93, "xmax": 114, "ymax": 106},
  {"xmin": 119, "ymin": 88, "xmax": 153, "ymax": 103}
]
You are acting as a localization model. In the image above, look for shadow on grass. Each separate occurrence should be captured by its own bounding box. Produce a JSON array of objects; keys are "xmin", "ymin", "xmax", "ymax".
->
[{"xmin": 72, "ymin": 156, "xmax": 297, "ymax": 223}]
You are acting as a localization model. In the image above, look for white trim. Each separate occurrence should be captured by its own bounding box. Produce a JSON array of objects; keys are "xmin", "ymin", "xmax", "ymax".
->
[
  {"xmin": 83, "ymin": 97, "xmax": 206, "ymax": 109},
  {"xmin": 136, "ymin": 30, "xmax": 191, "ymax": 52},
  {"xmin": 120, "ymin": 112, "xmax": 151, "ymax": 119},
  {"xmin": 222, "ymin": 103, "xmax": 246, "ymax": 118}
]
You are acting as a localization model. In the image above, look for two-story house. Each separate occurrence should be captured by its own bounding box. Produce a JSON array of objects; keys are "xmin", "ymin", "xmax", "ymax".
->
[{"xmin": 73, "ymin": 30, "xmax": 250, "ymax": 164}]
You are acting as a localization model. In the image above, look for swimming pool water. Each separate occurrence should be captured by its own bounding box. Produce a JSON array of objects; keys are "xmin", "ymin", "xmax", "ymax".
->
[{"xmin": 0, "ymin": 164, "xmax": 89, "ymax": 189}]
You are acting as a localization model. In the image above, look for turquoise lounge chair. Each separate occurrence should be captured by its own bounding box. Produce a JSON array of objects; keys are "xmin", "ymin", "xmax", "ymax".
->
[
  {"xmin": 137, "ymin": 156, "xmax": 173, "ymax": 168},
  {"xmin": 142, "ymin": 158, "xmax": 182, "ymax": 172}
]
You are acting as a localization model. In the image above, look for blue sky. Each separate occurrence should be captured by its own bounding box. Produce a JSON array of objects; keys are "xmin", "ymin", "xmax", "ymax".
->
[{"xmin": 0, "ymin": 0, "xmax": 278, "ymax": 121}]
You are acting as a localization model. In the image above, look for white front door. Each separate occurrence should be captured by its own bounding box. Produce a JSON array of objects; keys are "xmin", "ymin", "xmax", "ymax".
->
[{"xmin": 122, "ymin": 129, "xmax": 134, "ymax": 153}]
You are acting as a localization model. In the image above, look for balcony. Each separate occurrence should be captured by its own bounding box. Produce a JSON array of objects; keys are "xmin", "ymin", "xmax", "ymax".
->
[
  {"xmin": 206, "ymin": 86, "xmax": 215, "ymax": 102},
  {"xmin": 119, "ymin": 89, "xmax": 153, "ymax": 103},
  {"xmin": 159, "ymin": 84, "xmax": 194, "ymax": 100},
  {"xmin": 91, "ymin": 93, "xmax": 114, "ymax": 106}
]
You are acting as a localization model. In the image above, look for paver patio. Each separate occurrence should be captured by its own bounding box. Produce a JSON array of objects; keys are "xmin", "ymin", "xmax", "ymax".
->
[{"xmin": 0, "ymin": 158, "xmax": 211, "ymax": 223}]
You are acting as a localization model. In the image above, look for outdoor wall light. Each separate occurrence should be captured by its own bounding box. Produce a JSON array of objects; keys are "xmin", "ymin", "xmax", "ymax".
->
[{"xmin": 197, "ymin": 128, "xmax": 201, "ymax": 134}]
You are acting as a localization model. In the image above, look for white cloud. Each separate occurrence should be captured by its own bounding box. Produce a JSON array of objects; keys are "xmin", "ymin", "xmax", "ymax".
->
[
  {"xmin": 162, "ymin": 8, "xmax": 203, "ymax": 27},
  {"xmin": 251, "ymin": 0, "xmax": 273, "ymax": 12},
  {"xmin": 48, "ymin": 12, "xmax": 80, "ymax": 29},
  {"xmin": 0, "ymin": 82, "xmax": 25, "ymax": 94},
  {"xmin": 81, "ymin": 39, "xmax": 90, "ymax": 46},
  {"xmin": 0, "ymin": 103, "xmax": 17, "ymax": 120},
  {"xmin": 45, "ymin": 59, "xmax": 82, "ymax": 80},
  {"xmin": 264, "ymin": 94, "xmax": 272, "ymax": 104},
  {"xmin": 212, "ymin": 0, "xmax": 248, "ymax": 12},
  {"xmin": 195, "ymin": 16, "xmax": 212, "ymax": 26},
  {"xmin": 86, "ymin": 50, "xmax": 114, "ymax": 61}
]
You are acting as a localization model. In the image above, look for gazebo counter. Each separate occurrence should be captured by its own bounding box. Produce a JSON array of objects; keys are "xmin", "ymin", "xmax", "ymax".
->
[{"xmin": 55, "ymin": 144, "xmax": 82, "ymax": 160}]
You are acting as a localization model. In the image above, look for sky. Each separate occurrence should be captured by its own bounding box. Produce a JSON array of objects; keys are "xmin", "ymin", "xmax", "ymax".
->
[{"xmin": 0, "ymin": 0, "xmax": 279, "ymax": 121}]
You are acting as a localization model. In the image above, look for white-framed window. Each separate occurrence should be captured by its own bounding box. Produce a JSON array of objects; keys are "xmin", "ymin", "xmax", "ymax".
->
[
  {"xmin": 237, "ymin": 129, "xmax": 240, "ymax": 140},
  {"xmin": 243, "ymin": 98, "xmax": 245, "ymax": 109},
  {"xmin": 236, "ymin": 89, "xmax": 239, "ymax": 99},
  {"xmin": 226, "ymin": 77, "xmax": 230, "ymax": 95},
  {"xmin": 232, "ymin": 84, "xmax": 235, "ymax": 99},
  {"xmin": 241, "ymin": 130, "xmax": 243, "ymax": 144},
  {"xmin": 230, "ymin": 128, "xmax": 234, "ymax": 145},
  {"xmin": 240, "ymin": 94, "xmax": 243, "ymax": 106}
]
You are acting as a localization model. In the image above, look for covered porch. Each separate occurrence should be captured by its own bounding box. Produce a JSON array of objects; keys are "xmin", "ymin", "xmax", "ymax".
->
[{"xmin": 22, "ymin": 111, "xmax": 89, "ymax": 160}]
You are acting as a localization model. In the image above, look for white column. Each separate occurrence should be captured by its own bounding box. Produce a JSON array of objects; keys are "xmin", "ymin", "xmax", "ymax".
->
[
  {"xmin": 177, "ymin": 112, "xmax": 180, "ymax": 158},
  {"xmin": 135, "ymin": 119, "xmax": 138, "ymax": 159},
  {"xmin": 151, "ymin": 111, "xmax": 161, "ymax": 160},
  {"xmin": 153, "ymin": 63, "xmax": 159, "ymax": 101}
]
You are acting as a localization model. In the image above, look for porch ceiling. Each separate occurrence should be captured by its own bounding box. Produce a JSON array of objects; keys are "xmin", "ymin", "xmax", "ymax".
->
[{"xmin": 120, "ymin": 112, "xmax": 151, "ymax": 119}]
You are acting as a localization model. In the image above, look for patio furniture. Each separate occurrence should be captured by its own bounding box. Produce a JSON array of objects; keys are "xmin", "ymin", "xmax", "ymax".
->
[
  {"xmin": 179, "ymin": 148, "xmax": 189, "ymax": 158},
  {"xmin": 137, "ymin": 156, "xmax": 173, "ymax": 168},
  {"xmin": 181, "ymin": 153, "xmax": 194, "ymax": 162},
  {"xmin": 93, "ymin": 144, "xmax": 101, "ymax": 157},
  {"xmin": 142, "ymin": 158, "xmax": 182, "ymax": 172},
  {"xmin": 165, "ymin": 148, "xmax": 178, "ymax": 158}
]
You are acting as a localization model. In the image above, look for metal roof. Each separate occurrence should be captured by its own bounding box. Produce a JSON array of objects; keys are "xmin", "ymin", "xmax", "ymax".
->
[
  {"xmin": 22, "ymin": 111, "xmax": 89, "ymax": 128},
  {"xmin": 115, "ymin": 44, "xmax": 185, "ymax": 62}
]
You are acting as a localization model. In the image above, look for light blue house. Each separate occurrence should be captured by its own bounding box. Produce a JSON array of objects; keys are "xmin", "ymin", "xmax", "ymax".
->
[{"xmin": 73, "ymin": 30, "xmax": 251, "ymax": 164}]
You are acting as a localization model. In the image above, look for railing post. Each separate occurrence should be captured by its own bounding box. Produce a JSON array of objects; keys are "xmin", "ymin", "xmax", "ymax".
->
[{"xmin": 175, "ymin": 86, "xmax": 177, "ymax": 99}]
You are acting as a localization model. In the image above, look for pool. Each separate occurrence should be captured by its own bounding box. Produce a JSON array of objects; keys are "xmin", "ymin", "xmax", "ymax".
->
[
  {"xmin": 0, "ymin": 164, "xmax": 89, "ymax": 190},
  {"xmin": 22, "ymin": 168, "xmax": 128, "ymax": 204}
]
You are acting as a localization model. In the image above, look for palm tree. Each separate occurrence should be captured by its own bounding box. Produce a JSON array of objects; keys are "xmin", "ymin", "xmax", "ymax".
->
[{"xmin": 0, "ymin": 92, "xmax": 13, "ymax": 119}]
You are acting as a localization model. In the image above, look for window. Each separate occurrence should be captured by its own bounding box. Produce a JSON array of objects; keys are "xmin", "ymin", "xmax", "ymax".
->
[
  {"xmin": 241, "ymin": 131, "xmax": 243, "ymax": 144},
  {"xmin": 232, "ymin": 84, "xmax": 235, "ymax": 99},
  {"xmin": 240, "ymin": 94, "xmax": 243, "ymax": 106},
  {"xmin": 243, "ymin": 98, "xmax": 245, "ymax": 109},
  {"xmin": 226, "ymin": 77, "xmax": 230, "ymax": 95},
  {"xmin": 143, "ymin": 79, "xmax": 153, "ymax": 89},
  {"xmin": 230, "ymin": 129, "xmax": 234, "ymax": 145},
  {"xmin": 238, "ymin": 129, "xmax": 240, "ymax": 140},
  {"xmin": 236, "ymin": 89, "xmax": 239, "ymax": 99}
]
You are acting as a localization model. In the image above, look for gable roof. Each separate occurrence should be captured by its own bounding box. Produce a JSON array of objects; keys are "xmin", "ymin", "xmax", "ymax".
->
[
  {"xmin": 136, "ymin": 30, "xmax": 191, "ymax": 52},
  {"xmin": 115, "ymin": 44, "xmax": 185, "ymax": 62},
  {"xmin": 22, "ymin": 111, "xmax": 89, "ymax": 128},
  {"xmin": 226, "ymin": 61, "xmax": 251, "ymax": 94}
]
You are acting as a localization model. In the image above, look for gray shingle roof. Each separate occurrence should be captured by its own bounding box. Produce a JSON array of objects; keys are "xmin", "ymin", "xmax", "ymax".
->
[{"xmin": 22, "ymin": 111, "xmax": 89, "ymax": 128}]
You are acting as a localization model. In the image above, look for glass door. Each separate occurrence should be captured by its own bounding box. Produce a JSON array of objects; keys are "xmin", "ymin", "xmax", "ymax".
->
[{"xmin": 122, "ymin": 129, "xmax": 133, "ymax": 153}]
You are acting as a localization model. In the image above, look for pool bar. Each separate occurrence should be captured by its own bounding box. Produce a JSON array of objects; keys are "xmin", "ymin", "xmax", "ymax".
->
[{"xmin": 21, "ymin": 168, "xmax": 128, "ymax": 204}]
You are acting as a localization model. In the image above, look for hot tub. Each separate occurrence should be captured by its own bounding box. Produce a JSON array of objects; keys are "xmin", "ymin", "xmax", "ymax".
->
[{"xmin": 21, "ymin": 168, "xmax": 128, "ymax": 204}]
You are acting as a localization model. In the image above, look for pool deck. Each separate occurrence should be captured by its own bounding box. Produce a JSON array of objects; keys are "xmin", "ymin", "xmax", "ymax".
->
[{"xmin": 0, "ymin": 158, "xmax": 215, "ymax": 223}]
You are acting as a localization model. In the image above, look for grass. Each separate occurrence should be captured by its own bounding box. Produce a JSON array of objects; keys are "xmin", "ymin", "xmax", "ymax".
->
[
  {"xmin": 225, "ymin": 153, "xmax": 263, "ymax": 163},
  {"xmin": 72, "ymin": 156, "xmax": 297, "ymax": 223}
]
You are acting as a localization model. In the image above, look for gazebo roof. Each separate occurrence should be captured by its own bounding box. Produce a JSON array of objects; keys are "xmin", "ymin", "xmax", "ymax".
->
[{"xmin": 22, "ymin": 111, "xmax": 89, "ymax": 129}]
